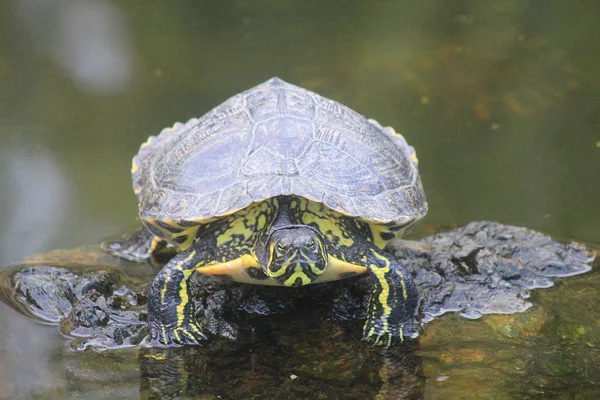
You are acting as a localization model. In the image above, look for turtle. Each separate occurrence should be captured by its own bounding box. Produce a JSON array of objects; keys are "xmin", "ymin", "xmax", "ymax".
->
[{"xmin": 103, "ymin": 77, "xmax": 428, "ymax": 347}]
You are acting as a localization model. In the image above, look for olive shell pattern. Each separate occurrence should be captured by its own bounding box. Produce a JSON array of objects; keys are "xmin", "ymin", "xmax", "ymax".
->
[{"xmin": 132, "ymin": 78, "xmax": 427, "ymax": 226}]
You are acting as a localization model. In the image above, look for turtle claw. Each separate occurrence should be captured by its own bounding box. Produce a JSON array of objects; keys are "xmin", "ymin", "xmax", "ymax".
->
[
  {"xmin": 102, "ymin": 239, "xmax": 151, "ymax": 262},
  {"xmin": 152, "ymin": 323, "xmax": 208, "ymax": 346},
  {"xmin": 362, "ymin": 331, "xmax": 397, "ymax": 348},
  {"xmin": 102, "ymin": 227, "xmax": 164, "ymax": 262},
  {"xmin": 362, "ymin": 324, "xmax": 403, "ymax": 348}
]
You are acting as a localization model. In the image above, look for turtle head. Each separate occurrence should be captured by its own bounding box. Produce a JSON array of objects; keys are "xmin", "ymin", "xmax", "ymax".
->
[{"xmin": 266, "ymin": 226, "xmax": 327, "ymax": 287}]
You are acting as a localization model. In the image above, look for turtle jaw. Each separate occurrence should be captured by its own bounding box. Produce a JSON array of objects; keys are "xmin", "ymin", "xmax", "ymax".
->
[
  {"xmin": 265, "ymin": 227, "xmax": 327, "ymax": 287},
  {"xmin": 268, "ymin": 257, "xmax": 327, "ymax": 287}
]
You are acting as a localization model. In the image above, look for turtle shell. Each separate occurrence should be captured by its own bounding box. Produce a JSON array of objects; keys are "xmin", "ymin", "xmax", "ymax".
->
[{"xmin": 133, "ymin": 78, "xmax": 427, "ymax": 226}]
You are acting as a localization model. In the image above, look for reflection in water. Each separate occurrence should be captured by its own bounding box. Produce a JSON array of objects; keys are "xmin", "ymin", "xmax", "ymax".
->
[
  {"xmin": 0, "ymin": 189, "xmax": 63, "ymax": 400},
  {"xmin": 0, "ymin": 145, "xmax": 70, "ymax": 265},
  {"xmin": 0, "ymin": 303, "xmax": 67, "ymax": 400},
  {"xmin": 138, "ymin": 344, "xmax": 421, "ymax": 399}
]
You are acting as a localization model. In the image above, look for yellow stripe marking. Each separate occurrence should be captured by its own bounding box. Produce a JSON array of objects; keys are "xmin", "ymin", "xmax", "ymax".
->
[
  {"xmin": 369, "ymin": 225, "xmax": 395, "ymax": 249},
  {"xmin": 149, "ymin": 236, "xmax": 162, "ymax": 253},
  {"xmin": 159, "ymin": 250, "xmax": 197, "ymax": 327},
  {"xmin": 300, "ymin": 200, "xmax": 354, "ymax": 247},
  {"xmin": 396, "ymin": 270, "xmax": 408, "ymax": 300},
  {"xmin": 309, "ymin": 261, "xmax": 323, "ymax": 275},
  {"xmin": 283, "ymin": 266, "xmax": 312, "ymax": 286},
  {"xmin": 188, "ymin": 323, "xmax": 205, "ymax": 337},
  {"xmin": 182, "ymin": 329, "xmax": 197, "ymax": 341},
  {"xmin": 176, "ymin": 269, "xmax": 194, "ymax": 326},
  {"xmin": 257, "ymin": 214, "xmax": 267, "ymax": 230},
  {"xmin": 370, "ymin": 251, "xmax": 393, "ymax": 332},
  {"xmin": 160, "ymin": 270, "xmax": 172, "ymax": 302},
  {"xmin": 216, "ymin": 201, "xmax": 272, "ymax": 247},
  {"xmin": 268, "ymin": 264, "xmax": 289, "ymax": 278}
]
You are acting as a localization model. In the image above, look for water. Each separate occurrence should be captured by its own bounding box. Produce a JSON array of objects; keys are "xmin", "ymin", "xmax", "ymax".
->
[{"xmin": 1, "ymin": 1, "xmax": 599, "ymax": 399}]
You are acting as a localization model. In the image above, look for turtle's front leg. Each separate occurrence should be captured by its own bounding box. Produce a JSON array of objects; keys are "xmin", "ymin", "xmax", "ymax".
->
[
  {"xmin": 148, "ymin": 246, "xmax": 207, "ymax": 346},
  {"xmin": 362, "ymin": 247, "xmax": 418, "ymax": 347}
]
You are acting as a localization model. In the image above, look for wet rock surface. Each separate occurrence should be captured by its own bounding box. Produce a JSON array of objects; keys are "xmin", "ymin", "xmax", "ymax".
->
[
  {"xmin": 397, "ymin": 221, "xmax": 594, "ymax": 323},
  {"xmin": 0, "ymin": 221, "xmax": 594, "ymax": 352}
]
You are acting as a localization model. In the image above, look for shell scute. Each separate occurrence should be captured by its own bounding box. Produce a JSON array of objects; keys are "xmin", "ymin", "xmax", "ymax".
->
[{"xmin": 133, "ymin": 78, "xmax": 427, "ymax": 227}]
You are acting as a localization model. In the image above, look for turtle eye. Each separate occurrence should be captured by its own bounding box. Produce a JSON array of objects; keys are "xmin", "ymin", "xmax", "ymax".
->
[{"xmin": 308, "ymin": 239, "xmax": 316, "ymax": 251}]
